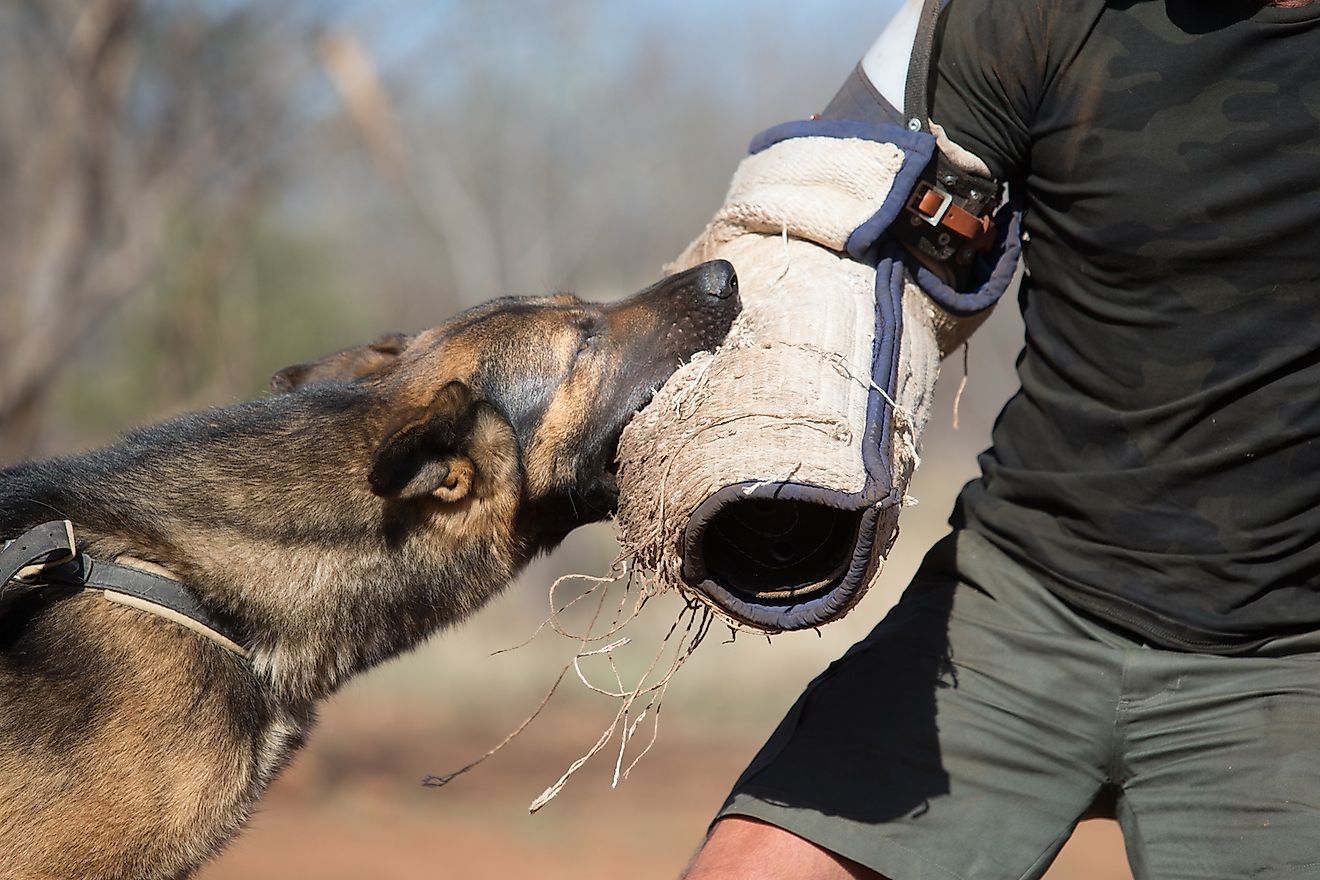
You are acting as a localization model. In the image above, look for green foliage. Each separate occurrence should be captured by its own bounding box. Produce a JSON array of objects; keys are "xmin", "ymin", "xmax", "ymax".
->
[{"xmin": 44, "ymin": 211, "xmax": 372, "ymax": 450}]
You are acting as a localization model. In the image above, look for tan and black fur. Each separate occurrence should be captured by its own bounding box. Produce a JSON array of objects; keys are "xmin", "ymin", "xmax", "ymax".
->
[{"xmin": 0, "ymin": 261, "xmax": 738, "ymax": 880}]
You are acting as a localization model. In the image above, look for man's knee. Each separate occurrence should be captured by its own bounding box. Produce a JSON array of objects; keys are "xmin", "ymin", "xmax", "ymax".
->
[{"xmin": 682, "ymin": 816, "xmax": 887, "ymax": 880}]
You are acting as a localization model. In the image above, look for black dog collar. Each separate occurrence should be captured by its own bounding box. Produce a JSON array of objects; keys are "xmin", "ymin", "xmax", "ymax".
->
[{"xmin": 0, "ymin": 521, "xmax": 249, "ymax": 658}]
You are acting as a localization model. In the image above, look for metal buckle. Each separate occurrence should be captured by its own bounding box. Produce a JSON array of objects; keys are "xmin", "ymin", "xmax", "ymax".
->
[{"xmin": 909, "ymin": 182, "xmax": 953, "ymax": 227}]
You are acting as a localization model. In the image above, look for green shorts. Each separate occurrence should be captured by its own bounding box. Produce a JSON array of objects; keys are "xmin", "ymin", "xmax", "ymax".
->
[{"xmin": 719, "ymin": 530, "xmax": 1320, "ymax": 880}]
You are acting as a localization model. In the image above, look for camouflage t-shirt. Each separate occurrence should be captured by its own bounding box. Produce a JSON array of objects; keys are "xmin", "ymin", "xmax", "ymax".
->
[{"xmin": 931, "ymin": 0, "xmax": 1320, "ymax": 649}]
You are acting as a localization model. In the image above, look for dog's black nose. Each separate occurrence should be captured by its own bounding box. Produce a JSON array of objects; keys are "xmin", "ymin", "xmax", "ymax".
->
[
  {"xmin": 690, "ymin": 259, "xmax": 738, "ymax": 301},
  {"xmin": 617, "ymin": 260, "xmax": 740, "ymax": 347}
]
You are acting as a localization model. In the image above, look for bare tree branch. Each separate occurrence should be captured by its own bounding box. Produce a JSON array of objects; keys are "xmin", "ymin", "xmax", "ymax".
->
[{"xmin": 0, "ymin": 0, "xmax": 288, "ymax": 461}]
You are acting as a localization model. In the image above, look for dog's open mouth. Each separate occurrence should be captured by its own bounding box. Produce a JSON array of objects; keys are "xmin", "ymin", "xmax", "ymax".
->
[
  {"xmin": 598, "ymin": 432, "xmax": 623, "ymax": 497},
  {"xmin": 589, "ymin": 391, "xmax": 662, "ymax": 509},
  {"xmin": 598, "ymin": 375, "xmax": 671, "ymax": 493}
]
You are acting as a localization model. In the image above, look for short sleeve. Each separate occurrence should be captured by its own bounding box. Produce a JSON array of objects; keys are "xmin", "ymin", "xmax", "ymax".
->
[{"xmin": 929, "ymin": 0, "xmax": 1083, "ymax": 182}]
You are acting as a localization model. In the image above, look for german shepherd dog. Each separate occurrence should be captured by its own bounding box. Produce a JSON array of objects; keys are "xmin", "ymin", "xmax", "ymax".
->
[{"xmin": 0, "ymin": 261, "xmax": 738, "ymax": 880}]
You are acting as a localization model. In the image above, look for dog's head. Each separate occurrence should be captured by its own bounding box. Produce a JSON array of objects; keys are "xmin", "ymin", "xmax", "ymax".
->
[{"xmin": 273, "ymin": 260, "xmax": 740, "ymax": 551}]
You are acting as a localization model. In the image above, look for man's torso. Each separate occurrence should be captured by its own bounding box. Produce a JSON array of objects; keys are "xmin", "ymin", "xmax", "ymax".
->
[{"xmin": 932, "ymin": 0, "xmax": 1320, "ymax": 648}]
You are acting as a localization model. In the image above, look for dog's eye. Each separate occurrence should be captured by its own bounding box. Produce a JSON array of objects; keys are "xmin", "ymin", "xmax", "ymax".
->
[
  {"xmin": 576, "ymin": 320, "xmax": 603, "ymax": 352},
  {"xmin": 573, "ymin": 315, "xmax": 604, "ymax": 356}
]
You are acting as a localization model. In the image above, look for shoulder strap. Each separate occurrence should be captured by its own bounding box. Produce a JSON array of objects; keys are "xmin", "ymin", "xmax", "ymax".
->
[{"xmin": 903, "ymin": 0, "xmax": 945, "ymax": 132}]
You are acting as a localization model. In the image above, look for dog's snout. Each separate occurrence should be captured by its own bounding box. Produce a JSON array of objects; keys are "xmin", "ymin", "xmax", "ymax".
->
[
  {"xmin": 615, "ymin": 260, "xmax": 741, "ymax": 355},
  {"xmin": 628, "ymin": 260, "xmax": 741, "ymax": 314},
  {"xmin": 692, "ymin": 259, "xmax": 737, "ymax": 301}
]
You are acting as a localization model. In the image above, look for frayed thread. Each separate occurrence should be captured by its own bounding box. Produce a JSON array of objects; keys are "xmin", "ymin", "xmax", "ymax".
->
[{"xmin": 421, "ymin": 560, "xmax": 716, "ymax": 813}]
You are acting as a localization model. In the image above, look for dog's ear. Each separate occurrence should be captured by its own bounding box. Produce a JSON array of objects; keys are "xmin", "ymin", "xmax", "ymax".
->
[
  {"xmin": 369, "ymin": 381, "xmax": 479, "ymax": 503},
  {"xmin": 271, "ymin": 332, "xmax": 413, "ymax": 393}
]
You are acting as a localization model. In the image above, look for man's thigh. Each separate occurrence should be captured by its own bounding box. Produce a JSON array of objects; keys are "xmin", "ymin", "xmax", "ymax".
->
[
  {"xmin": 709, "ymin": 531, "xmax": 1126, "ymax": 880},
  {"xmin": 1118, "ymin": 645, "xmax": 1320, "ymax": 880}
]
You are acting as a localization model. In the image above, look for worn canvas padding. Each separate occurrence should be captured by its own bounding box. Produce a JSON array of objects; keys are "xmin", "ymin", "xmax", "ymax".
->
[
  {"xmin": 715, "ymin": 137, "xmax": 908, "ymax": 253},
  {"xmin": 615, "ymin": 123, "xmax": 1011, "ymax": 632}
]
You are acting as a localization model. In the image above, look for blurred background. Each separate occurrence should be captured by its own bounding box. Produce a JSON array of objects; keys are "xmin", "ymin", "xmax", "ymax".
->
[{"xmin": 1, "ymin": 0, "xmax": 1130, "ymax": 876}]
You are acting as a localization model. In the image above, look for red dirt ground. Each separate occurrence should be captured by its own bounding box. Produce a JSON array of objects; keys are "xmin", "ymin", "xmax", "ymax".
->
[{"xmin": 197, "ymin": 700, "xmax": 1132, "ymax": 880}]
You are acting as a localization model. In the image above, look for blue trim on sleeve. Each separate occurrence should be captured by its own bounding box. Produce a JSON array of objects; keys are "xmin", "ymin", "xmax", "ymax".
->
[
  {"xmin": 748, "ymin": 119, "xmax": 938, "ymax": 263},
  {"xmin": 862, "ymin": 253, "xmax": 905, "ymax": 490},
  {"xmin": 844, "ymin": 142, "xmax": 935, "ymax": 261},
  {"xmin": 912, "ymin": 196, "xmax": 1024, "ymax": 315}
]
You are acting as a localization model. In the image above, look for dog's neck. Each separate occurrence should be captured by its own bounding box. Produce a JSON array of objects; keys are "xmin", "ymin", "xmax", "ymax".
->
[{"xmin": 0, "ymin": 385, "xmax": 526, "ymax": 704}]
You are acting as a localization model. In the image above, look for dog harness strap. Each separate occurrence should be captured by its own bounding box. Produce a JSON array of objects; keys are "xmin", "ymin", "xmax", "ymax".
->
[
  {"xmin": 77, "ymin": 555, "xmax": 250, "ymax": 658},
  {"xmin": 0, "ymin": 520, "xmax": 249, "ymax": 658},
  {"xmin": 0, "ymin": 521, "xmax": 77, "ymax": 595},
  {"xmin": 99, "ymin": 590, "xmax": 249, "ymax": 658}
]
